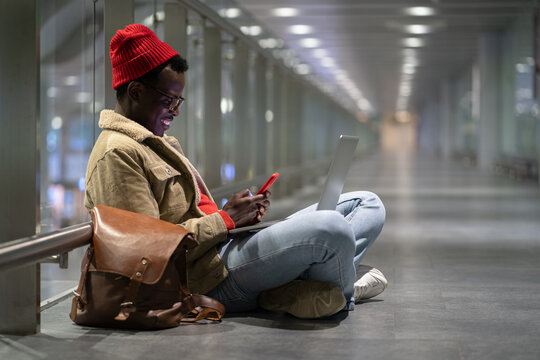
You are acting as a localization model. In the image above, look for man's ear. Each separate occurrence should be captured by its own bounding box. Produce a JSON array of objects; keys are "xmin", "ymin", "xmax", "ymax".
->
[{"xmin": 127, "ymin": 81, "xmax": 144, "ymax": 103}]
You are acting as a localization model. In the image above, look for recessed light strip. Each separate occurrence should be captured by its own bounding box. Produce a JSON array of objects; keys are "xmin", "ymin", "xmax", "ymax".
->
[{"xmin": 405, "ymin": 7, "xmax": 435, "ymax": 16}]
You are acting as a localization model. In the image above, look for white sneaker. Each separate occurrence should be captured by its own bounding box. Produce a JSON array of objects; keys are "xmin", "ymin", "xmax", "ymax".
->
[{"xmin": 354, "ymin": 265, "xmax": 388, "ymax": 302}]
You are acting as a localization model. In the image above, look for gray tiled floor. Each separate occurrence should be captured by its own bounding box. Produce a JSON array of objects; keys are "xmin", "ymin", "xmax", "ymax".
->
[{"xmin": 2, "ymin": 149, "xmax": 540, "ymax": 360}]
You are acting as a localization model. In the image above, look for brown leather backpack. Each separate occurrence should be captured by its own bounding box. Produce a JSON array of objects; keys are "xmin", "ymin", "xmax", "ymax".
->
[{"xmin": 70, "ymin": 205, "xmax": 225, "ymax": 329}]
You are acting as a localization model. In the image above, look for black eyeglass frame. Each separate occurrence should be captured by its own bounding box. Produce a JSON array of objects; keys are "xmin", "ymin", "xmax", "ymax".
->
[{"xmin": 137, "ymin": 80, "xmax": 185, "ymax": 112}]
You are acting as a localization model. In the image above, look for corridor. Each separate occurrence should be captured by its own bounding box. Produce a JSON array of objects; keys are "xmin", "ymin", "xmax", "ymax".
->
[{"xmin": 2, "ymin": 148, "xmax": 539, "ymax": 360}]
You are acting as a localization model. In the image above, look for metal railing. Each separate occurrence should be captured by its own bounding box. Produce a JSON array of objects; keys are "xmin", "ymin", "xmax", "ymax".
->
[
  {"xmin": 0, "ymin": 158, "xmax": 332, "ymax": 273},
  {"xmin": 0, "ymin": 222, "xmax": 92, "ymax": 272}
]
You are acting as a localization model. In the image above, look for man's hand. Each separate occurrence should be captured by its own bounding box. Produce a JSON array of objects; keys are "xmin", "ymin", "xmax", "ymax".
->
[
  {"xmin": 222, "ymin": 189, "xmax": 271, "ymax": 227},
  {"xmin": 253, "ymin": 191, "xmax": 271, "ymax": 223}
]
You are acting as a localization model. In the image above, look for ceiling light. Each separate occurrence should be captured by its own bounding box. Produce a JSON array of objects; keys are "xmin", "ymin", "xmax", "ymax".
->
[
  {"xmin": 294, "ymin": 64, "xmax": 311, "ymax": 75},
  {"xmin": 402, "ymin": 65, "xmax": 416, "ymax": 74},
  {"xmin": 516, "ymin": 63, "xmax": 529, "ymax": 73},
  {"xmin": 259, "ymin": 38, "xmax": 282, "ymax": 48},
  {"xmin": 357, "ymin": 98, "xmax": 371, "ymax": 111},
  {"xmin": 47, "ymin": 87, "xmax": 58, "ymax": 98},
  {"xmin": 320, "ymin": 57, "xmax": 336, "ymax": 67},
  {"xmin": 403, "ymin": 37, "xmax": 424, "ymax": 47},
  {"xmin": 402, "ymin": 63, "xmax": 416, "ymax": 72},
  {"xmin": 219, "ymin": 8, "xmax": 241, "ymax": 18},
  {"xmin": 265, "ymin": 110, "xmax": 274, "ymax": 123},
  {"xmin": 289, "ymin": 25, "xmax": 312, "ymax": 35},
  {"xmin": 273, "ymin": 8, "xmax": 298, "ymax": 17},
  {"xmin": 65, "ymin": 75, "xmax": 79, "ymax": 86},
  {"xmin": 405, "ymin": 7, "xmax": 435, "ymax": 16},
  {"xmin": 405, "ymin": 24, "xmax": 431, "ymax": 34},
  {"xmin": 240, "ymin": 26, "xmax": 262, "ymax": 36},
  {"xmin": 299, "ymin": 38, "xmax": 321, "ymax": 48},
  {"xmin": 51, "ymin": 116, "xmax": 63, "ymax": 130}
]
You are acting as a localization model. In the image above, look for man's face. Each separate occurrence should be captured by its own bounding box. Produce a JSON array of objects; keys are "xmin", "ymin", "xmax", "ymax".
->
[{"xmin": 133, "ymin": 66, "xmax": 185, "ymax": 137}]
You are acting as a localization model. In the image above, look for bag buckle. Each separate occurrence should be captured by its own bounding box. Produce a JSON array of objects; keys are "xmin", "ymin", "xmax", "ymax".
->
[
  {"xmin": 72, "ymin": 290, "xmax": 87, "ymax": 306},
  {"xmin": 114, "ymin": 302, "xmax": 136, "ymax": 321},
  {"xmin": 119, "ymin": 301, "xmax": 136, "ymax": 312}
]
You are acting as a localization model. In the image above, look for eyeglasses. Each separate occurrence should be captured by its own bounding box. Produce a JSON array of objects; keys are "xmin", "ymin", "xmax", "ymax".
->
[{"xmin": 138, "ymin": 81, "xmax": 185, "ymax": 112}]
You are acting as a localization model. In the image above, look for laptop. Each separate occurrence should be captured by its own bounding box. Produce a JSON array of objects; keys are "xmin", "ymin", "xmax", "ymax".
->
[{"xmin": 228, "ymin": 135, "xmax": 359, "ymax": 234}]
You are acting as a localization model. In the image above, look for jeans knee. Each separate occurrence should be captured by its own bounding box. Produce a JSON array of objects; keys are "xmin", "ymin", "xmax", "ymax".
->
[
  {"xmin": 361, "ymin": 191, "xmax": 386, "ymax": 224},
  {"xmin": 308, "ymin": 211, "xmax": 355, "ymax": 252}
]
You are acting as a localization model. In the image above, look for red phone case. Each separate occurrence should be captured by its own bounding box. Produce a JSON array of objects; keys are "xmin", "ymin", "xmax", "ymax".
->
[{"xmin": 257, "ymin": 173, "xmax": 279, "ymax": 195}]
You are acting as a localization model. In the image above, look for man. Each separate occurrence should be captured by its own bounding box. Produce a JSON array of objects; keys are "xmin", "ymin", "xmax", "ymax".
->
[{"xmin": 85, "ymin": 24, "xmax": 387, "ymax": 319}]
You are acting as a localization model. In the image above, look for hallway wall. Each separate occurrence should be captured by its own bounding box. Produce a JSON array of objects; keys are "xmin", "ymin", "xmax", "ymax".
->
[{"xmin": 416, "ymin": 11, "xmax": 540, "ymax": 177}]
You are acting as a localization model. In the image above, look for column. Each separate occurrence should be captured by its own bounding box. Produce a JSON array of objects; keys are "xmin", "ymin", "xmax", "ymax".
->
[
  {"xmin": 163, "ymin": 3, "xmax": 189, "ymax": 148},
  {"xmin": 477, "ymin": 32, "xmax": 502, "ymax": 170},
  {"xmin": 439, "ymin": 81, "xmax": 453, "ymax": 158},
  {"xmin": 203, "ymin": 24, "xmax": 222, "ymax": 187},
  {"xmin": 0, "ymin": 0, "xmax": 39, "ymax": 334},
  {"xmin": 253, "ymin": 54, "xmax": 267, "ymax": 176},
  {"xmin": 232, "ymin": 42, "xmax": 250, "ymax": 181},
  {"xmin": 104, "ymin": 0, "xmax": 134, "ymax": 109}
]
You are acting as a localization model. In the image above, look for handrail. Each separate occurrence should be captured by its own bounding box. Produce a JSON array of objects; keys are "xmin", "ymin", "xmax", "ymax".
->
[
  {"xmin": 0, "ymin": 158, "xmax": 333, "ymax": 273},
  {"xmin": 0, "ymin": 222, "xmax": 92, "ymax": 271}
]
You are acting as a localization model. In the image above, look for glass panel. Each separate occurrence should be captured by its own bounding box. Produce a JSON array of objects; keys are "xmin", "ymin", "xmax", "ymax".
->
[
  {"xmin": 500, "ymin": 13, "xmax": 538, "ymax": 158},
  {"xmin": 134, "ymin": 0, "xmax": 164, "ymax": 38},
  {"xmin": 455, "ymin": 70, "xmax": 475, "ymax": 153},
  {"xmin": 515, "ymin": 58, "xmax": 537, "ymax": 158},
  {"xmin": 186, "ymin": 12, "xmax": 206, "ymax": 169},
  {"xmin": 39, "ymin": 0, "xmax": 102, "ymax": 302},
  {"xmin": 221, "ymin": 36, "xmax": 236, "ymax": 185}
]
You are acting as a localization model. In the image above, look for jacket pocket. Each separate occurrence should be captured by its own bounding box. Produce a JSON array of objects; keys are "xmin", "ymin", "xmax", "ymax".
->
[
  {"xmin": 148, "ymin": 164, "xmax": 182, "ymax": 181},
  {"xmin": 147, "ymin": 164, "xmax": 188, "ymax": 215}
]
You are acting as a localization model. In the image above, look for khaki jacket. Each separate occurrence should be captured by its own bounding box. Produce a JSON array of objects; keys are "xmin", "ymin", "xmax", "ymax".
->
[{"xmin": 84, "ymin": 110, "xmax": 228, "ymax": 294}]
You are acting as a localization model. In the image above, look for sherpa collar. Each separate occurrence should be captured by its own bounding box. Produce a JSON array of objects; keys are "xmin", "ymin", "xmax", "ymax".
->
[
  {"xmin": 97, "ymin": 110, "xmax": 210, "ymax": 203},
  {"xmin": 98, "ymin": 109, "xmax": 155, "ymax": 143}
]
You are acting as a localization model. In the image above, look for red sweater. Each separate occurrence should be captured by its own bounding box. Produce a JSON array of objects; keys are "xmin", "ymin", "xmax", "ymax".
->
[{"xmin": 198, "ymin": 192, "xmax": 235, "ymax": 230}]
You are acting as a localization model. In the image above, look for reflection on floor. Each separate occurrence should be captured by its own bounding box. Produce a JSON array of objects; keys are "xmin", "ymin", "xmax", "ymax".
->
[{"xmin": 2, "ymin": 150, "xmax": 540, "ymax": 360}]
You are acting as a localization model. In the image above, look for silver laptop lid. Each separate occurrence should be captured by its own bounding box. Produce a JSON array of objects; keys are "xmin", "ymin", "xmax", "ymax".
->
[{"xmin": 316, "ymin": 135, "xmax": 359, "ymax": 211}]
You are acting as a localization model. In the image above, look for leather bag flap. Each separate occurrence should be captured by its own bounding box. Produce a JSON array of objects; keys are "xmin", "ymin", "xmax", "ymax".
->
[{"xmin": 90, "ymin": 205, "xmax": 198, "ymax": 285}]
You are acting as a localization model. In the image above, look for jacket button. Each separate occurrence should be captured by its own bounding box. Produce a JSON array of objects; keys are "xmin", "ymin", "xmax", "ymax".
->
[{"xmin": 165, "ymin": 168, "xmax": 172, "ymax": 175}]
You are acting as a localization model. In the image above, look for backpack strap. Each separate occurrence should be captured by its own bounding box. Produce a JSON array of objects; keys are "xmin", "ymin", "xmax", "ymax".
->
[
  {"xmin": 114, "ymin": 256, "xmax": 150, "ymax": 321},
  {"xmin": 70, "ymin": 246, "xmax": 93, "ymax": 320},
  {"xmin": 181, "ymin": 294, "xmax": 225, "ymax": 322}
]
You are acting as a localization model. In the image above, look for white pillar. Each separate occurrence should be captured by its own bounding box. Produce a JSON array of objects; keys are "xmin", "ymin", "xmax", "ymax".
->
[
  {"xmin": 203, "ymin": 24, "xmax": 222, "ymax": 187},
  {"xmin": 477, "ymin": 32, "xmax": 502, "ymax": 170},
  {"xmin": 104, "ymin": 0, "xmax": 134, "ymax": 109}
]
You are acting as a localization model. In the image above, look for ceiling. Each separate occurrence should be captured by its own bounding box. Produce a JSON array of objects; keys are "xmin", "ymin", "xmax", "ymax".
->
[{"xmin": 218, "ymin": 0, "xmax": 537, "ymax": 118}]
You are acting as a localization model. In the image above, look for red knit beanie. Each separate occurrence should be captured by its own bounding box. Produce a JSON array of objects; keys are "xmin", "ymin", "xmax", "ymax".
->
[{"xmin": 110, "ymin": 24, "xmax": 179, "ymax": 89}]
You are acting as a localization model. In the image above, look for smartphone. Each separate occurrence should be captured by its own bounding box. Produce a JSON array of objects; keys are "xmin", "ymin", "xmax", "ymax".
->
[{"xmin": 256, "ymin": 173, "xmax": 279, "ymax": 195}]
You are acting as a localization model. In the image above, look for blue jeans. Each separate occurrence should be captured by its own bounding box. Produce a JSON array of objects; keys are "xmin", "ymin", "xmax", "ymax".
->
[{"xmin": 206, "ymin": 191, "xmax": 386, "ymax": 312}]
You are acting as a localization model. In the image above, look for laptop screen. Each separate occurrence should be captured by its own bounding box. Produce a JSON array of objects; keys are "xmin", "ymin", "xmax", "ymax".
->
[{"xmin": 316, "ymin": 135, "xmax": 359, "ymax": 210}]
